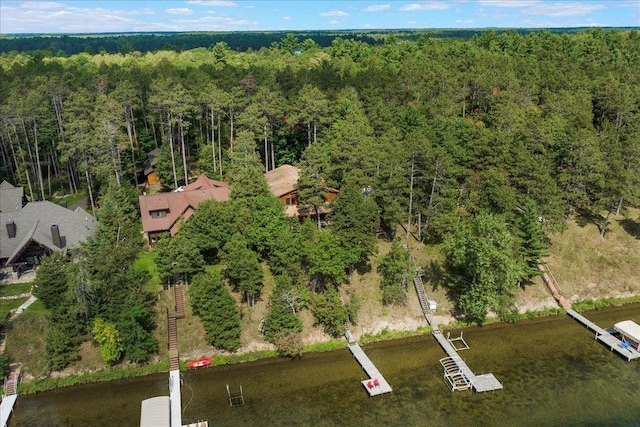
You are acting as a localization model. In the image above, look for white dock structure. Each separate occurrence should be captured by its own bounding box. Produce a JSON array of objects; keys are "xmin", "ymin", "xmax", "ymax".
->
[
  {"xmin": 566, "ymin": 309, "xmax": 640, "ymax": 361},
  {"xmin": 141, "ymin": 286, "xmax": 209, "ymax": 427},
  {"xmin": 413, "ymin": 267, "xmax": 503, "ymax": 392},
  {"xmin": 0, "ymin": 365, "xmax": 20, "ymax": 427},
  {"xmin": 345, "ymin": 329, "xmax": 392, "ymax": 396}
]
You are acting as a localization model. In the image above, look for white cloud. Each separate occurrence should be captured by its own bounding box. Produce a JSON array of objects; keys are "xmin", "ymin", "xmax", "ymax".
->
[
  {"xmin": 477, "ymin": 0, "xmax": 540, "ymax": 7},
  {"xmin": 20, "ymin": 1, "xmax": 65, "ymax": 10},
  {"xmin": 166, "ymin": 8, "xmax": 194, "ymax": 15},
  {"xmin": 320, "ymin": 10, "xmax": 349, "ymax": 17},
  {"xmin": 455, "ymin": 19, "xmax": 474, "ymax": 24},
  {"xmin": 364, "ymin": 5, "xmax": 391, "ymax": 12},
  {"xmin": 328, "ymin": 19, "xmax": 345, "ymax": 24},
  {"xmin": 522, "ymin": 2, "xmax": 606, "ymax": 17},
  {"xmin": 282, "ymin": 16, "xmax": 291, "ymax": 20},
  {"xmin": 399, "ymin": 2, "xmax": 451, "ymax": 12},
  {"xmin": 186, "ymin": 1, "xmax": 237, "ymax": 6}
]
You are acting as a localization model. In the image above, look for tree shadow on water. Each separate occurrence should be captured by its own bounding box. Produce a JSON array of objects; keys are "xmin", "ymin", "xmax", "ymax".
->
[{"xmin": 619, "ymin": 218, "xmax": 640, "ymax": 239}]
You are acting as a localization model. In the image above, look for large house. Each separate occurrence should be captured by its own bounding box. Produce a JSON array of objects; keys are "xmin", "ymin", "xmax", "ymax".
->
[
  {"xmin": 139, "ymin": 174, "xmax": 230, "ymax": 245},
  {"xmin": 0, "ymin": 181, "xmax": 97, "ymax": 268},
  {"xmin": 264, "ymin": 165, "xmax": 338, "ymax": 219}
]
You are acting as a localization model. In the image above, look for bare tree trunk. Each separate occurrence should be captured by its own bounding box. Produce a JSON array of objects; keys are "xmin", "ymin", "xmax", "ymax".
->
[
  {"xmin": 616, "ymin": 196, "xmax": 623, "ymax": 217},
  {"xmin": 168, "ymin": 112, "xmax": 178, "ymax": 189},
  {"xmin": 179, "ymin": 118, "xmax": 188, "ymax": 185},
  {"xmin": 210, "ymin": 107, "xmax": 216, "ymax": 173},
  {"xmin": 33, "ymin": 122, "xmax": 45, "ymax": 200},
  {"xmin": 125, "ymin": 106, "xmax": 138, "ymax": 187},
  {"xmin": 229, "ymin": 107, "xmax": 234, "ymax": 151},
  {"xmin": 218, "ymin": 113, "xmax": 223, "ymax": 179},
  {"xmin": 270, "ymin": 125, "xmax": 275, "ymax": 171},
  {"xmin": 264, "ymin": 125, "xmax": 268, "ymax": 172},
  {"xmin": 600, "ymin": 209, "xmax": 612, "ymax": 239},
  {"xmin": 20, "ymin": 120, "xmax": 37, "ymax": 200},
  {"xmin": 84, "ymin": 156, "xmax": 96, "ymax": 216},
  {"xmin": 406, "ymin": 155, "xmax": 415, "ymax": 240}
]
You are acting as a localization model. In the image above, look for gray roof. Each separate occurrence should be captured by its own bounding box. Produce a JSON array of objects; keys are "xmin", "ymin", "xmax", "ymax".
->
[
  {"xmin": 0, "ymin": 201, "xmax": 97, "ymax": 263},
  {"xmin": 0, "ymin": 181, "xmax": 24, "ymax": 213},
  {"xmin": 143, "ymin": 148, "xmax": 161, "ymax": 176}
]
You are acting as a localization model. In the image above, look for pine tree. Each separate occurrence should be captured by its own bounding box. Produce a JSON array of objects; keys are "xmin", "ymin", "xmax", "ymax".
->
[
  {"xmin": 516, "ymin": 199, "xmax": 549, "ymax": 279},
  {"xmin": 221, "ymin": 233, "xmax": 264, "ymax": 307},
  {"xmin": 189, "ymin": 271, "xmax": 241, "ymax": 352},
  {"xmin": 378, "ymin": 240, "xmax": 414, "ymax": 305}
]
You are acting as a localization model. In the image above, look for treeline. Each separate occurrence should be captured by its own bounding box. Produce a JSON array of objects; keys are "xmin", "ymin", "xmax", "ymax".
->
[
  {"xmin": 3, "ymin": 28, "xmax": 640, "ymax": 355},
  {"xmin": 0, "ymin": 27, "xmax": 619, "ymax": 56},
  {"xmin": 0, "ymin": 30, "xmax": 382, "ymax": 55}
]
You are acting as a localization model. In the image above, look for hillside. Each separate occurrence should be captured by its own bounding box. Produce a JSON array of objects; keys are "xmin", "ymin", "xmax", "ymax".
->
[{"xmin": 6, "ymin": 209, "xmax": 640, "ymax": 382}]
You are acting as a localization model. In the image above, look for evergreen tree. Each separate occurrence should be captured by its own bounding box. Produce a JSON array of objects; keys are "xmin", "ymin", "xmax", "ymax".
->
[
  {"xmin": 443, "ymin": 212, "xmax": 526, "ymax": 323},
  {"xmin": 189, "ymin": 271, "xmax": 241, "ymax": 352},
  {"xmin": 263, "ymin": 275, "xmax": 303, "ymax": 357},
  {"xmin": 228, "ymin": 130, "xmax": 270, "ymax": 204},
  {"xmin": 221, "ymin": 233, "xmax": 264, "ymax": 307},
  {"xmin": 378, "ymin": 240, "xmax": 414, "ymax": 305},
  {"xmin": 330, "ymin": 180, "xmax": 379, "ymax": 266},
  {"xmin": 310, "ymin": 286, "xmax": 348, "ymax": 338},
  {"xmin": 516, "ymin": 199, "xmax": 549, "ymax": 279},
  {"xmin": 32, "ymin": 251, "xmax": 70, "ymax": 311}
]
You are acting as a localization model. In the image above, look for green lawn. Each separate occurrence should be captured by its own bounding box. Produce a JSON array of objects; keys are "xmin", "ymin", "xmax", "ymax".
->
[
  {"xmin": 0, "ymin": 282, "xmax": 33, "ymax": 297},
  {"xmin": 134, "ymin": 251, "xmax": 160, "ymax": 289},
  {"xmin": 0, "ymin": 297, "xmax": 29, "ymax": 320}
]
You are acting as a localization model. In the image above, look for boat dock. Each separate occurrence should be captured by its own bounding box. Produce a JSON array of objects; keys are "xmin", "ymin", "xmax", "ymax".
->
[
  {"xmin": 413, "ymin": 269, "xmax": 502, "ymax": 392},
  {"xmin": 345, "ymin": 329, "xmax": 392, "ymax": 396},
  {"xmin": 567, "ymin": 309, "xmax": 640, "ymax": 361},
  {"xmin": 0, "ymin": 364, "xmax": 20, "ymax": 427}
]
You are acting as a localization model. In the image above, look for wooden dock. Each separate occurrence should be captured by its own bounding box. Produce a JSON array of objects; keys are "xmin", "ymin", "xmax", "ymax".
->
[
  {"xmin": 1, "ymin": 365, "xmax": 20, "ymax": 427},
  {"xmin": 433, "ymin": 331, "xmax": 503, "ymax": 392},
  {"xmin": 347, "ymin": 341, "xmax": 393, "ymax": 396},
  {"xmin": 567, "ymin": 309, "xmax": 640, "ymax": 361},
  {"xmin": 412, "ymin": 267, "xmax": 502, "ymax": 392},
  {"xmin": 345, "ymin": 329, "xmax": 392, "ymax": 396}
]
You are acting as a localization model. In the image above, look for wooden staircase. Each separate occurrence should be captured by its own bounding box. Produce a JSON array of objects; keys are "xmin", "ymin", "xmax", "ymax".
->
[
  {"xmin": 167, "ymin": 310, "xmax": 180, "ymax": 372},
  {"xmin": 4, "ymin": 365, "xmax": 20, "ymax": 396},
  {"xmin": 538, "ymin": 264, "xmax": 571, "ymax": 310},
  {"xmin": 174, "ymin": 285, "xmax": 186, "ymax": 319}
]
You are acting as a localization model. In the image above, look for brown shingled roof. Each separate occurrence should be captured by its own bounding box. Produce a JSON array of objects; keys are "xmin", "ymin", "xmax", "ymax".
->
[{"xmin": 139, "ymin": 175, "xmax": 230, "ymax": 236}]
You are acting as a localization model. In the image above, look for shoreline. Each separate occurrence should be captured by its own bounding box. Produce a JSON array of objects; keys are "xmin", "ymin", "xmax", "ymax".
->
[{"xmin": 16, "ymin": 294, "xmax": 640, "ymax": 395}]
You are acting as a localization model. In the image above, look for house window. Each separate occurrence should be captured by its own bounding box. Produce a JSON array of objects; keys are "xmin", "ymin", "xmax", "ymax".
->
[{"xmin": 150, "ymin": 210, "xmax": 168, "ymax": 218}]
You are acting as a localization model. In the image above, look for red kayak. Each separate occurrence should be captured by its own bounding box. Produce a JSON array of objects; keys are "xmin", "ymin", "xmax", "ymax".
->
[{"xmin": 187, "ymin": 357, "xmax": 213, "ymax": 369}]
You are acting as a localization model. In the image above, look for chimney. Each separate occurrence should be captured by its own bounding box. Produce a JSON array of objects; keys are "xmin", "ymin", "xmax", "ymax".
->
[
  {"xmin": 51, "ymin": 224, "xmax": 63, "ymax": 248},
  {"xmin": 6, "ymin": 220, "xmax": 16, "ymax": 238}
]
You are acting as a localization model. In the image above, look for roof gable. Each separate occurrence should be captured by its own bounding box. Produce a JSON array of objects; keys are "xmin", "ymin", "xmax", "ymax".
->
[
  {"xmin": 0, "ymin": 201, "xmax": 97, "ymax": 263},
  {"xmin": 265, "ymin": 165, "xmax": 300, "ymax": 198},
  {"xmin": 139, "ymin": 175, "xmax": 230, "ymax": 235}
]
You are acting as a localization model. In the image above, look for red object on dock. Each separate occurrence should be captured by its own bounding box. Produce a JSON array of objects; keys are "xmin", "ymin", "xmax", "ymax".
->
[{"xmin": 187, "ymin": 357, "xmax": 213, "ymax": 369}]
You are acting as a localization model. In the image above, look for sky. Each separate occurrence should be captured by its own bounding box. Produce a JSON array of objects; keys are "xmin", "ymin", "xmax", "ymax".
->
[{"xmin": 0, "ymin": 0, "xmax": 638, "ymax": 34}]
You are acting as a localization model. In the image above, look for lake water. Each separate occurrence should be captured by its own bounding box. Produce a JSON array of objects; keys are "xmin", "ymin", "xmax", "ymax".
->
[{"xmin": 11, "ymin": 303, "xmax": 640, "ymax": 426}]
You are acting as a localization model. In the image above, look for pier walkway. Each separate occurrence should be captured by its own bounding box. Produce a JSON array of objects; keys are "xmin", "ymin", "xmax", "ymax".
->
[
  {"xmin": 412, "ymin": 261, "xmax": 502, "ymax": 392},
  {"xmin": 345, "ymin": 328, "xmax": 392, "ymax": 396},
  {"xmin": 0, "ymin": 364, "xmax": 20, "ymax": 427},
  {"xmin": 567, "ymin": 309, "xmax": 640, "ymax": 361}
]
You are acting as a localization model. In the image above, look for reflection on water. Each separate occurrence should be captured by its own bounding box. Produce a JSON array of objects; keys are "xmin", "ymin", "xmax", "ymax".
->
[{"xmin": 12, "ymin": 304, "xmax": 640, "ymax": 427}]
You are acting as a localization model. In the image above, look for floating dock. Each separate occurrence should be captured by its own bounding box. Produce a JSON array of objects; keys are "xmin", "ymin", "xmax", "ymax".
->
[
  {"xmin": 345, "ymin": 329, "xmax": 392, "ymax": 396},
  {"xmin": 566, "ymin": 309, "xmax": 640, "ymax": 361}
]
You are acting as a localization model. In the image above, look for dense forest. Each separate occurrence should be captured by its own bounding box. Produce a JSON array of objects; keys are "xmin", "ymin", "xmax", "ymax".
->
[
  {"xmin": 3, "ymin": 28, "xmax": 640, "ymax": 368},
  {"xmin": 0, "ymin": 27, "xmax": 617, "ymax": 56}
]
